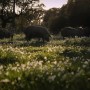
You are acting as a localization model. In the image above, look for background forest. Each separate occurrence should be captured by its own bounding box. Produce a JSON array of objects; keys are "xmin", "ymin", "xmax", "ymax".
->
[{"xmin": 0, "ymin": 0, "xmax": 90, "ymax": 34}]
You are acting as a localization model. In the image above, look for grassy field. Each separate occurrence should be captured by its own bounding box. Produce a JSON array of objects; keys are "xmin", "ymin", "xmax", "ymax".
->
[{"xmin": 0, "ymin": 36, "xmax": 90, "ymax": 90}]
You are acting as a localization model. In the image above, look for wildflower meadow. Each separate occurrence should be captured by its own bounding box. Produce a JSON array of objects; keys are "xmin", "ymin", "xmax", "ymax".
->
[{"xmin": 0, "ymin": 36, "xmax": 90, "ymax": 90}]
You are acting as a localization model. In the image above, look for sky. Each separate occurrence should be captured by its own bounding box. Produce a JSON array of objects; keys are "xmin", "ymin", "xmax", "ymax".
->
[
  {"xmin": 16, "ymin": 0, "xmax": 68, "ymax": 13},
  {"xmin": 40, "ymin": 0, "xmax": 68, "ymax": 10}
]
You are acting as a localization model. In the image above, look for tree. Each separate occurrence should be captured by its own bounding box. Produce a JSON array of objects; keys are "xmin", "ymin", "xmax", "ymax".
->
[
  {"xmin": 0, "ymin": 0, "xmax": 44, "ymax": 29},
  {"xmin": 46, "ymin": 5, "xmax": 69, "ymax": 34},
  {"xmin": 43, "ymin": 8, "xmax": 60, "ymax": 28},
  {"xmin": 46, "ymin": 0, "xmax": 90, "ymax": 34},
  {"xmin": 0, "ymin": 0, "xmax": 12, "ymax": 27},
  {"xmin": 67, "ymin": 0, "xmax": 90, "ymax": 27},
  {"xmin": 15, "ymin": 1, "xmax": 45, "ymax": 32}
]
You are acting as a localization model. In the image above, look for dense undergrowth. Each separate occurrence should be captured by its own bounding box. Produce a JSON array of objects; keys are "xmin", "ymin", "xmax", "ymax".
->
[{"xmin": 0, "ymin": 36, "xmax": 90, "ymax": 90}]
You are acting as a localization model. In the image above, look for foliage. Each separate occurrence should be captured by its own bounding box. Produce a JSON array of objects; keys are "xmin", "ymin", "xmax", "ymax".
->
[
  {"xmin": 0, "ymin": 0, "xmax": 44, "ymax": 29},
  {"xmin": 0, "ymin": 36, "xmax": 90, "ymax": 90},
  {"xmin": 67, "ymin": 0, "xmax": 90, "ymax": 27},
  {"xmin": 44, "ymin": 0, "xmax": 90, "ymax": 34},
  {"xmin": 43, "ymin": 8, "xmax": 60, "ymax": 28}
]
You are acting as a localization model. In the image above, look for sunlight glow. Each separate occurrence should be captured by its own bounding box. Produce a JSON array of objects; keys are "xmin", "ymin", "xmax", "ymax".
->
[{"xmin": 40, "ymin": 0, "xmax": 68, "ymax": 10}]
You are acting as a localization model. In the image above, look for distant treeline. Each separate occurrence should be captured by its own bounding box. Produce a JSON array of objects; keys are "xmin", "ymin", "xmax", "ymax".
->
[
  {"xmin": 43, "ymin": 0, "xmax": 90, "ymax": 34},
  {"xmin": 0, "ymin": 0, "xmax": 90, "ymax": 36}
]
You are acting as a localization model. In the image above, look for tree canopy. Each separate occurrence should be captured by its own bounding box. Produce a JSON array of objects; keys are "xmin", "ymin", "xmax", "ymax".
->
[
  {"xmin": 0, "ymin": 0, "xmax": 44, "ymax": 29},
  {"xmin": 43, "ymin": 0, "xmax": 90, "ymax": 34}
]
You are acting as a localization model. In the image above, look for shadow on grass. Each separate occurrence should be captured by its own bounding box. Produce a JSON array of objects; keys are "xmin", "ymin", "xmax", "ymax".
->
[
  {"xmin": 19, "ymin": 41, "xmax": 47, "ymax": 47},
  {"xmin": 0, "ymin": 58, "xmax": 18, "ymax": 65},
  {"xmin": 0, "ymin": 40, "xmax": 48, "ymax": 47}
]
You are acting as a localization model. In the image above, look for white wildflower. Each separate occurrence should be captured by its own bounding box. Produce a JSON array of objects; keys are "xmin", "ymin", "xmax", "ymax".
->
[
  {"xmin": 0, "ymin": 79, "xmax": 10, "ymax": 83},
  {"xmin": 84, "ymin": 61, "xmax": 88, "ymax": 65},
  {"xmin": 87, "ymin": 49, "xmax": 90, "ymax": 52},
  {"xmin": 18, "ymin": 77, "xmax": 21, "ymax": 81},
  {"xmin": 71, "ymin": 72, "xmax": 74, "ymax": 75},
  {"xmin": 60, "ymin": 67, "xmax": 65, "ymax": 72},
  {"xmin": 53, "ymin": 61, "xmax": 57, "ymax": 65},
  {"xmin": 47, "ymin": 48, "xmax": 52, "ymax": 52},
  {"xmin": 0, "ymin": 65, "xmax": 3, "ymax": 70},
  {"xmin": 5, "ymin": 72, "xmax": 9, "ymax": 76},
  {"xmin": 44, "ymin": 56, "xmax": 47, "ymax": 60},
  {"xmin": 73, "ymin": 57, "xmax": 77, "ymax": 61},
  {"xmin": 12, "ymin": 67, "xmax": 17, "ymax": 71},
  {"xmin": 82, "ymin": 64, "xmax": 86, "ymax": 68},
  {"xmin": 87, "ymin": 59, "xmax": 90, "ymax": 62},
  {"xmin": 48, "ymin": 75, "xmax": 56, "ymax": 82},
  {"xmin": 58, "ymin": 73, "xmax": 61, "ymax": 77}
]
